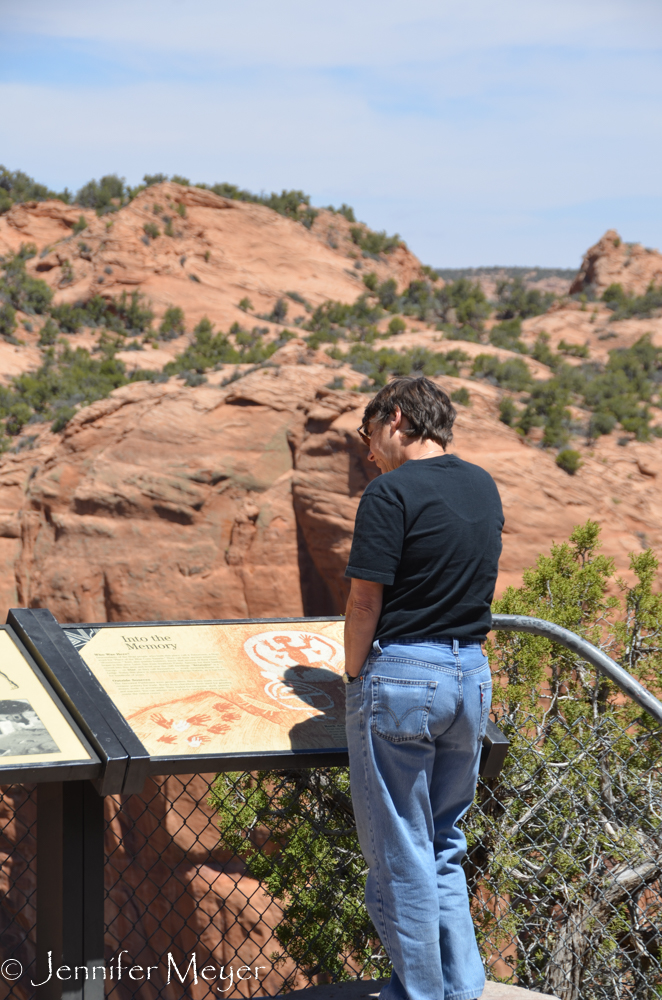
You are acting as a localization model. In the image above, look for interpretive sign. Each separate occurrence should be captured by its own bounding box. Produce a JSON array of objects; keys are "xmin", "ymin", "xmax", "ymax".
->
[
  {"xmin": 8, "ymin": 609, "xmax": 508, "ymax": 787},
  {"xmin": 67, "ymin": 619, "xmax": 347, "ymax": 762},
  {"xmin": 0, "ymin": 626, "xmax": 99, "ymax": 781}
]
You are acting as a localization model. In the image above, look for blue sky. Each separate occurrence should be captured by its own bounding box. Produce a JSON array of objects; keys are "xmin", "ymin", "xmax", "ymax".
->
[{"xmin": 2, "ymin": 0, "xmax": 662, "ymax": 267}]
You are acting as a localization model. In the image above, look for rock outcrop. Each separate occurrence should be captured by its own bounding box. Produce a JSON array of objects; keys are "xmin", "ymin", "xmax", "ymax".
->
[
  {"xmin": 2, "ymin": 362, "xmax": 662, "ymax": 623},
  {"xmin": 570, "ymin": 229, "xmax": 662, "ymax": 297},
  {"xmin": 0, "ymin": 183, "xmax": 424, "ymax": 340}
]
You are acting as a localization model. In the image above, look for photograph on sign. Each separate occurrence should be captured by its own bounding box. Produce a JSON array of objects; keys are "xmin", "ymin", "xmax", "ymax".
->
[
  {"xmin": 0, "ymin": 630, "xmax": 93, "ymax": 766},
  {"xmin": 69, "ymin": 621, "xmax": 346, "ymax": 758}
]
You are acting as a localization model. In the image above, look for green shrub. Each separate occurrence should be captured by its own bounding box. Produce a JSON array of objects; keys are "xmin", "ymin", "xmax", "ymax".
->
[
  {"xmin": 0, "ymin": 244, "xmax": 53, "ymax": 313},
  {"xmin": 0, "ymin": 303, "xmax": 17, "ymax": 341},
  {"xmin": 496, "ymin": 277, "xmax": 554, "ymax": 319},
  {"xmin": 238, "ymin": 297, "xmax": 253, "ymax": 312},
  {"xmin": 269, "ymin": 299, "xmax": 288, "ymax": 324},
  {"xmin": 301, "ymin": 207, "xmax": 318, "ymax": 229},
  {"xmin": 266, "ymin": 190, "xmax": 311, "ymax": 220},
  {"xmin": 164, "ymin": 218, "xmax": 175, "ymax": 237},
  {"xmin": 451, "ymin": 386, "xmax": 471, "ymax": 406},
  {"xmin": 555, "ymin": 449, "xmax": 582, "ymax": 475},
  {"xmin": 0, "ymin": 165, "xmax": 69, "ymax": 212},
  {"xmin": 488, "ymin": 318, "xmax": 527, "ymax": 353},
  {"xmin": 60, "ymin": 291, "xmax": 153, "ymax": 336},
  {"xmin": 163, "ymin": 317, "xmax": 240, "ymax": 374},
  {"xmin": 176, "ymin": 203, "xmax": 187, "ymax": 218},
  {"xmin": 144, "ymin": 173, "xmax": 168, "ymax": 186},
  {"xmin": 588, "ymin": 410, "xmax": 617, "ymax": 438},
  {"xmin": 471, "ymin": 354, "xmax": 533, "ymax": 391},
  {"xmin": 387, "ymin": 317, "xmax": 406, "ymax": 336},
  {"xmin": 346, "ymin": 345, "xmax": 469, "ymax": 388},
  {"xmin": 376, "ymin": 279, "xmax": 398, "ymax": 309},
  {"xmin": 72, "ymin": 215, "xmax": 88, "ymax": 235},
  {"xmin": 158, "ymin": 306, "xmax": 185, "ymax": 340},
  {"xmin": 0, "ymin": 341, "xmax": 158, "ymax": 435},
  {"xmin": 51, "ymin": 406, "xmax": 77, "ymax": 432},
  {"xmin": 38, "ymin": 319, "xmax": 59, "ymax": 346},
  {"xmin": 558, "ymin": 339, "xmax": 590, "ymax": 358},
  {"xmin": 286, "ymin": 291, "xmax": 311, "ymax": 311},
  {"xmin": 499, "ymin": 396, "xmax": 518, "ymax": 426},
  {"xmin": 50, "ymin": 303, "xmax": 86, "ymax": 333},
  {"xmin": 350, "ymin": 226, "xmax": 402, "ymax": 256},
  {"xmin": 304, "ymin": 295, "xmax": 384, "ymax": 347},
  {"xmin": 111, "ymin": 291, "xmax": 154, "ymax": 334},
  {"xmin": 76, "ymin": 174, "xmax": 126, "ymax": 215},
  {"xmin": 363, "ymin": 272, "xmax": 378, "ymax": 292},
  {"xmin": 171, "ymin": 175, "xmax": 190, "ymax": 186},
  {"xmin": 199, "ymin": 183, "xmax": 316, "ymax": 223},
  {"xmin": 326, "ymin": 203, "xmax": 356, "ymax": 222},
  {"xmin": 398, "ymin": 277, "xmax": 489, "ymax": 333},
  {"xmin": 530, "ymin": 332, "xmax": 561, "ymax": 369},
  {"xmin": 602, "ymin": 281, "xmax": 662, "ymax": 320},
  {"xmin": 517, "ymin": 379, "xmax": 572, "ymax": 447},
  {"xmin": 4, "ymin": 402, "xmax": 32, "ymax": 436},
  {"xmin": 579, "ymin": 335, "xmax": 662, "ymax": 440},
  {"xmin": 143, "ymin": 222, "xmax": 160, "ymax": 240}
]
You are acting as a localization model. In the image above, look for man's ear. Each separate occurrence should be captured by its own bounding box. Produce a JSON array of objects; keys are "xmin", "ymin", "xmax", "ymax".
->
[{"xmin": 390, "ymin": 405, "xmax": 403, "ymax": 431}]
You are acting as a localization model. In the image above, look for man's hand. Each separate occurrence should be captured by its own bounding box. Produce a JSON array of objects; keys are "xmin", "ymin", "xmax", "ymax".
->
[{"xmin": 344, "ymin": 578, "xmax": 383, "ymax": 678}]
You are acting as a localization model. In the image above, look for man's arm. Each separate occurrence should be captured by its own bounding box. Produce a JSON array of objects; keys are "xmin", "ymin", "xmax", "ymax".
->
[{"xmin": 344, "ymin": 578, "xmax": 383, "ymax": 678}]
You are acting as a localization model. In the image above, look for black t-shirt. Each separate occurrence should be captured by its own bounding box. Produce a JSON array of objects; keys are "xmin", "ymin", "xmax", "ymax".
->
[{"xmin": 345, "ymin": 455, "xmax": 503, "ymax": 643}]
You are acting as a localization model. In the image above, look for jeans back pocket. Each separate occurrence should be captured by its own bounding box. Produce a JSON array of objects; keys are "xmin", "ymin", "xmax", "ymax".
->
[
  {"xmin": 371, "ymin": 676, "xmax": 437, "ymax": 743},
  {"xmin": 478, "ymin": 680, "xmax": 492, "ymax": 745}
]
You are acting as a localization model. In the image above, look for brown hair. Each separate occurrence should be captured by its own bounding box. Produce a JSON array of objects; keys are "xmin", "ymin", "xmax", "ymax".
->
[{"xmin": 361, "ymin": 376, "xmax": 456, "ymax": 449}]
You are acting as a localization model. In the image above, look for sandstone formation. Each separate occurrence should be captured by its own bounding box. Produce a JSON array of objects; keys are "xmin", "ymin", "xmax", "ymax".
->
[
  {"xmin": 570, "ymin": 229, "xmax": 662, "ymax": 297},
  {"xmin": 1, "ymin": 359, "xmax": 661, "ymax": 625},
  {"xmin": 0, "ymin": 183, "xmax": 424, "ymax": 368}
]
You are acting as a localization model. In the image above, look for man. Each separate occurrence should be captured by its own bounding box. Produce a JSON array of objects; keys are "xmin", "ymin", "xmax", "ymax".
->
[{"xmin": 344, "ymin": 376, "xmax": 503, "ymax": 1000}]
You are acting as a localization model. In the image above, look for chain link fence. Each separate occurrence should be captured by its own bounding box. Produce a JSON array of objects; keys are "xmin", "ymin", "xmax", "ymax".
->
[{"xmin": 0, "ymin": 710, "xmax": 660, "ymax": 1000}]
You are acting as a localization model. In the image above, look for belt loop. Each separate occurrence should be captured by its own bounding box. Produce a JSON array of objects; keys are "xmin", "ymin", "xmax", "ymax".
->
[
  {"xmin": 452, "ymin": 639, "xmax": 459, "ymax": 655},
  {"xmin": 372, "ymin": 638, "xmax": 382, "ymax": 654}
]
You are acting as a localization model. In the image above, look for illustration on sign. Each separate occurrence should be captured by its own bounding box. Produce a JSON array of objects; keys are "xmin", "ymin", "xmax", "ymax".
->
[
  {"xmin": 0, "ymin": 698, "xmax": 60, "ymax": 757},
  {"xmin": 0, "ymin": 630, "xmax": 92, "ymax": 767},
  {"xmin": 74, "ymin": 621, "xmax": 347, "ymax": 758}
]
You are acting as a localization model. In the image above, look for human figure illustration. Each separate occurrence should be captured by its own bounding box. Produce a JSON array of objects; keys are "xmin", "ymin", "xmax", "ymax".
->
[{"xmin": 262, "ymin": 633, "xmax": 337, "ymax": 670}]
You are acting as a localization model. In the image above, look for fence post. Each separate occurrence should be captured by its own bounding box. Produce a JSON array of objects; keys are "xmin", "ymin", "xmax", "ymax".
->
[{"xmin": 36, "ymin": 781, "xmax": 105, "ymax": 1000}]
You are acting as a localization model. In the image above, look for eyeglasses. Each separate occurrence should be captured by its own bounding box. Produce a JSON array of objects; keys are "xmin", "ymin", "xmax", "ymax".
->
[{"xmin": 357, "ymin": 425, "xmax": 371, "ymax": 446}]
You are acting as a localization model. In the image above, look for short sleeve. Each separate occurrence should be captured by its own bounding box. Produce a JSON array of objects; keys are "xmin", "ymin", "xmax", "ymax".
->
[{"xmin": 345, "ymin": 492, "xmax": 404, "ymax": 586}]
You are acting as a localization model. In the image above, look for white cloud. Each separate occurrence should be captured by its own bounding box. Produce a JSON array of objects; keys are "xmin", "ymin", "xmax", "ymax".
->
[
  {"xmin": 3, "ymin": 0, "xmax": 662, "ymax": 263},
  {"xmin": 6, "ymin": 0, "xmax": 662, "ymax": 63}
]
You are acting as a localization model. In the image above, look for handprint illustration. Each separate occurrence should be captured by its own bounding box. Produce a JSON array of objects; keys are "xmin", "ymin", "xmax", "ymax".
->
[
  {"xmin": 186, "ymin": 714, "xmax": 211, "ymax": 726},
  {"xmin": 151, "ymin": 712, "xmax": 173, "ymax": 730},
  {"xmin": 186, "ymin": 734, "xmax": 210, "ymax": 748}
]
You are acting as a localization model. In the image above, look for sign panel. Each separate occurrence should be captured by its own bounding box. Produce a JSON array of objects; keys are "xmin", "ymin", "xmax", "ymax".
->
[
  {"xmin": 0, "ymin": 628, "xmax": 96, "ymax": 774},
  {"xmin": 68, "ymin": 621, "xmax": 347, "ymax": 761}
]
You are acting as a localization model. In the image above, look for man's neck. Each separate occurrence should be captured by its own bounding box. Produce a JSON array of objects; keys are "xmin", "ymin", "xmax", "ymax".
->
[{"xmin": 398, "ymin": 439, "xmax": 446, "ymax": 465}]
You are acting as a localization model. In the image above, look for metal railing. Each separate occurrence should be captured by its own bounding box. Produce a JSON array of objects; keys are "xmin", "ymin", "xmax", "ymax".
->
[{"xmin": 0, "ymin": 617, "xmax": 660, "ymax": 1000}]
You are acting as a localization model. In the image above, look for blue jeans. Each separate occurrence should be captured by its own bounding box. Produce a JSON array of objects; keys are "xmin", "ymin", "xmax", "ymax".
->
[{"xmin": 345, "ymin": 639, "xmax": 491, "ymax": 1000}]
